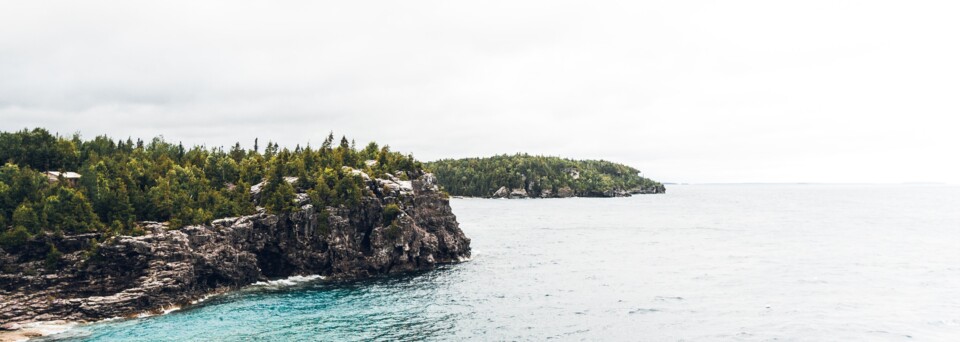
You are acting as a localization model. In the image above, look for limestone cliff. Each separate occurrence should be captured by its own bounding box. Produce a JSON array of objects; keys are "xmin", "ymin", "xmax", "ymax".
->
[{"xmin": 0, "ymin": 172, "xmax": 470, "ymax": 323}]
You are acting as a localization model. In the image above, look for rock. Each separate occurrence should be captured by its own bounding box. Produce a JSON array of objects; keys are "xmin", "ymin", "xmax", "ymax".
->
[
  {"xmin": 250, "ymin": 177, "xmax": 300, "ymax": 202},
  {"xmin": 603, "ymin": 189, "xmax": 631, "ymax": 197},
  {"xmin": 491, "ymin": 186, "xmax": 527, "ymax": 199},
  {"xmin": 508, "ymin": 188, "xmax": 528, "ymax": 199},
  {"xmin": 628, "ymin": 184, "xmax": 667, "ymax": 194},
  {"xmin": 0, "ymin": 322, "xmax": 21, "ymax": 330},
  {"xmin": 557, "ymin": 186, "xmax": 575, "ymax": 198},
  {"xmin": 540, "ymin": 189, "xmax": 553, "ymax": 198},
  {"xmin": 0, "ymin": 173, "xmax": 471, "ymax": 324}
]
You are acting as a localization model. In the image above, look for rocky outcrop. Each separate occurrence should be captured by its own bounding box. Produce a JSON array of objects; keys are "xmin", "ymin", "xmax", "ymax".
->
[
  {"xmin": 0, "ymin": 172, "xmax": 470, "ymax": 324},
  {"xmin": 629, "ymin": 184, "xmax": 666, "ymax": 195},
  {"xmin": 491, "ymin": 186, "xmax": 530, "ymax": 199},
  {"xmin": 491, "ymin": 186, "xmax": 510, "ymax": 199},
  {"xmin": 508, "ymin": 188, "xmax": 528, "ymax": 199},
  {"xmin": 486, "ymin": 183, "xmax": 664, "ymax": 199}
]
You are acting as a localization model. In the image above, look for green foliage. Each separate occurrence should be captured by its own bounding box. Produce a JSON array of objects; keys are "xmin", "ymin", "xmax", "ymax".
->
[
  {"xmin": 45, "ymin": 243, "xmax": 63, "ymax": 270},
  {"xmin": 0, "ymin": 128, "xmax": 80, "ymax": 171},
  {"xmin": 41, "ymin": 186, "xmax": 101, "ymax": 234},
  {"xmin": 261, "ymin": 150, "xmax": 298, "ymax": 214},
  {"xmin": 382, "ymin": 203, "xmax": 402, "ymax": 223},
  {"xmin": 384, "ymin": 221, "xmax": 402, "ymax": 241},
  {"xmin": 12, "ymin": 203, "xmax": 40, "ymax": 233},
  {"xmin": 0, "ymin": 128, "xmax": 426, "ymax": 237},
  {"xmin": 316, "ymin": 210, "xmax": 331, "ymax": 235},
  {"xmin": 83, "ymin": 238, "xmax": 101, "ymax": 261},
  {"xmin": 425, "ymin": 154, "xmax": 663, "ymax": 197},
  {"xmin": 334, "ymin": 173, "xmax": 363, "ymax": 207},
  {"xmin": 263, "ymin": 180, "xmax": 297, "ymax": 215},
  {"xmin": 0, "ymin": 226, "xmax": 31, "ymax": 248}
]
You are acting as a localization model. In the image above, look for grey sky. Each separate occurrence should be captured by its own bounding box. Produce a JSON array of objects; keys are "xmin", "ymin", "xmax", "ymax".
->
[{"xmin": 1, "ymin": 1, "xmax": 958, "ymax": 183}]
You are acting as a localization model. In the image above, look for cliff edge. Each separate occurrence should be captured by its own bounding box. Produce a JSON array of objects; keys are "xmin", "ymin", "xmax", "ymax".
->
[{"xmin": 0, "ymin": 172, "xmax": 470, "ymax": 324}]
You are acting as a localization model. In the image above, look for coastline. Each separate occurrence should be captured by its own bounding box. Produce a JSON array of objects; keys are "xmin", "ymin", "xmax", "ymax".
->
[
  {"xmin": 0, "ymin": 321, "xmax": 76, "ymax": 342},
  {"xmin": 451, "ymin": 192, "xmax": 666, "ymax": 200},
  {"xmin": 0, "ymin": 274, "xmax": 331, "ymax": 341},
  {"xmin": 1, "ymin": 172, "xmax": 471, "ymax": 327}
]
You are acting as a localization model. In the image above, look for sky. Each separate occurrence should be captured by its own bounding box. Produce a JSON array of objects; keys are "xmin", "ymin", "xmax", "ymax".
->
[{"xmin": 1, "ymin": 1, "xmax": 958, "ymax": 184}]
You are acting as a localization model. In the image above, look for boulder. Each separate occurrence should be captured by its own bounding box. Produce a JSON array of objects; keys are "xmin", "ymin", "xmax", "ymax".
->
[{"xmin": 508, "ymin": 188, "xmax": 528, "ymax": 199}]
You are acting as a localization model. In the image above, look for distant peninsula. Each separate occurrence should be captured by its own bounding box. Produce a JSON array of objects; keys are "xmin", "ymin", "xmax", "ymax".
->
[{"xmin": 425, "ymin": 154, "xmax": 664, "ymax": 198}]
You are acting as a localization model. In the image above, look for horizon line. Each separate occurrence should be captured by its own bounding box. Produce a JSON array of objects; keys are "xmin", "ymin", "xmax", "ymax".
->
[{"xmin": 663, "ymin": 182, "xmax": 957, "ymax": 186}]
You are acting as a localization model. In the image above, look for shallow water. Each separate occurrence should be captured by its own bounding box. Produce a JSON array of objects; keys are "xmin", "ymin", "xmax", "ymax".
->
[{"xmin": 42, "ymin": 185, "xmax": 960, "ymax": 341}]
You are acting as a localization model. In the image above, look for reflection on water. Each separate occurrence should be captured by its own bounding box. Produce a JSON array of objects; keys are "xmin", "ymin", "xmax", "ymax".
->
[{"xmin": 44, "ymin": 185, "xmax": 960, "ymax": 341}]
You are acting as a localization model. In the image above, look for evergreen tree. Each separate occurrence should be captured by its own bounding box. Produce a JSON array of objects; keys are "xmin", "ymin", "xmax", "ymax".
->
[
  {"xmin": 12, "ymin": 203, "xmax": 39, "ymax": 234},
  {"xmin": 0, "ymin": 128, "xmax": 429, "ymax": 244}
]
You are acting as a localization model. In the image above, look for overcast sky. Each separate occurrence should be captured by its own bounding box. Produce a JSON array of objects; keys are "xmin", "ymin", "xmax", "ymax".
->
[{"xmin": 1, "ymin": 1, "xmax": 958, "ymax": 184}]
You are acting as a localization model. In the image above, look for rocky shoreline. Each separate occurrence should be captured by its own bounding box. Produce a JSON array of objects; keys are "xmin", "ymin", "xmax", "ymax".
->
[
  {"xmin": 0, "ymin": 172, "xmax": 471, "ymax": 335},
  {"xmin": 484, "ymin": 184, "xmax": 666, "ymax": 199}
]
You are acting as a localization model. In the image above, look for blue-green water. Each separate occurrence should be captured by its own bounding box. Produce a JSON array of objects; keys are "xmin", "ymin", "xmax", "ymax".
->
[{"xmin": 41, "ymin": 185, "xmax": 960, "ymax": 341}]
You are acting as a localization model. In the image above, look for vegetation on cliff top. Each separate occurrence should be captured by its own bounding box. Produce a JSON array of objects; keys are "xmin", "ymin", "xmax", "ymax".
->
[
  {"xmin": 0, "ymin": 128, "xmax": 423, "ymax": 247},
  {"xmin": 425, "ymin": 154, "xmax": 662, "ymax": 198}
]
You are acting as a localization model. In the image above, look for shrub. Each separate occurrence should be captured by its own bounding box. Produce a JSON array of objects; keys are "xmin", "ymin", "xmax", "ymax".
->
[
  {"xmin": 83, "ymin": 238, "xmax": 101, "ymax": 262},
  {"xmin": 382, "ymin": 203, "xmax": 402, "ymax": 223},
  {"xmin": 384, "ymin": 221, "xmax": 402, "ymax": 241},
  {"xmin": 45, "ymin": 244, "xmax": 63, "ymax": 270},
  {"xmin": 0, "ymin": 226, "xmax": 32, "ymax": 248}
]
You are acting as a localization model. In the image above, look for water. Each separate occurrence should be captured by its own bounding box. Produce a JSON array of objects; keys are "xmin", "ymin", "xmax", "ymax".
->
[{"xmin": 42, "ymin": 185, "xmax": 960, "ymax": 341}]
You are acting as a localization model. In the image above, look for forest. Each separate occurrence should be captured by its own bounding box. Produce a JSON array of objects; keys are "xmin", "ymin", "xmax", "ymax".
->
[
  {"xmin": 425, "ymin": 154, "xmax": 663, "ymax": 198},
  {"xmin": 0, "ymin": 128, "xmax": 423, "ymax": 247}
]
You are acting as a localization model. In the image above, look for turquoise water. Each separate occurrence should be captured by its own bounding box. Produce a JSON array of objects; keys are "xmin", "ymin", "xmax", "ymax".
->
[{"xmin": 42, "ymin": 185, "xmax": 960, "ymax": 341}]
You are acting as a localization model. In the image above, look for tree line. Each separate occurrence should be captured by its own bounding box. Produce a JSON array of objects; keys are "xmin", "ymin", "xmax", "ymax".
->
[
  {"xmin": 425, "ymin": 154, "xmax": 662, "ymax": 197},
  {"xmin": 0, "ymin": 128, "xmax": 423, "ymax": 247}
]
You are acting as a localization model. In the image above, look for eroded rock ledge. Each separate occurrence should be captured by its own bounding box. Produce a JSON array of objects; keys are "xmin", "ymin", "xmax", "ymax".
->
[{"xmin": 0, "ymin": 173, "xmax": 470, "ymax": 324}]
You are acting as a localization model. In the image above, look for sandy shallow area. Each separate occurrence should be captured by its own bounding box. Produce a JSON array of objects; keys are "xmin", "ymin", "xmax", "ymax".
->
[{"xmin": 0, "ymin": 321, "xmax": 76, "ymax": 342}]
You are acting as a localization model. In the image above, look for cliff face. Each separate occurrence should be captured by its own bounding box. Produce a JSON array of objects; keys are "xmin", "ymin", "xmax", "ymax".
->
[{"xmin": 0, "ymin": 173, "xmax": 470, "ymax": 324}]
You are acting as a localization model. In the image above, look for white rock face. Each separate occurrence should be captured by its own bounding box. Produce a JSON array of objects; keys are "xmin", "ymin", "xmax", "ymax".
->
[
  {"xmin": 418, "ymin": 173, "xmax": 440, "ymax": 192},
  {"xmin": 250, "ymin": 177, "xmax": 300, "ymax": 196},
  {"xmin": 376, "ymin": 177, "xmax": 414, "ymax": 196},
  {"xmin": 342, "ymin": 166, "xmax": 372, "ymax": 182}
]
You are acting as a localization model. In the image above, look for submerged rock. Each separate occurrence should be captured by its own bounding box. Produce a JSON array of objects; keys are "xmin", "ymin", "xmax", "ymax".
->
[{"xmin": 0, "ymin": 173, "xmax": 470, "ymax": 324}]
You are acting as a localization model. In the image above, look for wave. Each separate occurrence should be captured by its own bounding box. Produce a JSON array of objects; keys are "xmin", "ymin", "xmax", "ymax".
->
[{"xmin": 248, "ymin": 275, "xmax": 326, "ymax": 290}]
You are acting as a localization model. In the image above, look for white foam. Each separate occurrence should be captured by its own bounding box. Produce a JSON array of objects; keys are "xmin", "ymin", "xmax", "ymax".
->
[
  {"xmin": 190, "ymin": 292, "xmax": 220, "ymax": 305},
  {"xmin": 249, "ymin": 275, "xmax": 326, "ymax": 289}
]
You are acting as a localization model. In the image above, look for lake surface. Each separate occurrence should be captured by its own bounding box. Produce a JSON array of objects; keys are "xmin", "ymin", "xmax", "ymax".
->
[{"xmin": 43, "ymin": 185, "xmax": 960, "ymax": 341}]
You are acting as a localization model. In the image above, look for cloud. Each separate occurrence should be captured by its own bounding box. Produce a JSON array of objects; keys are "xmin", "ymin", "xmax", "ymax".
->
[{"xmin": 1, "ymin": 0, "xmax": 958, "ymax": 183}]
